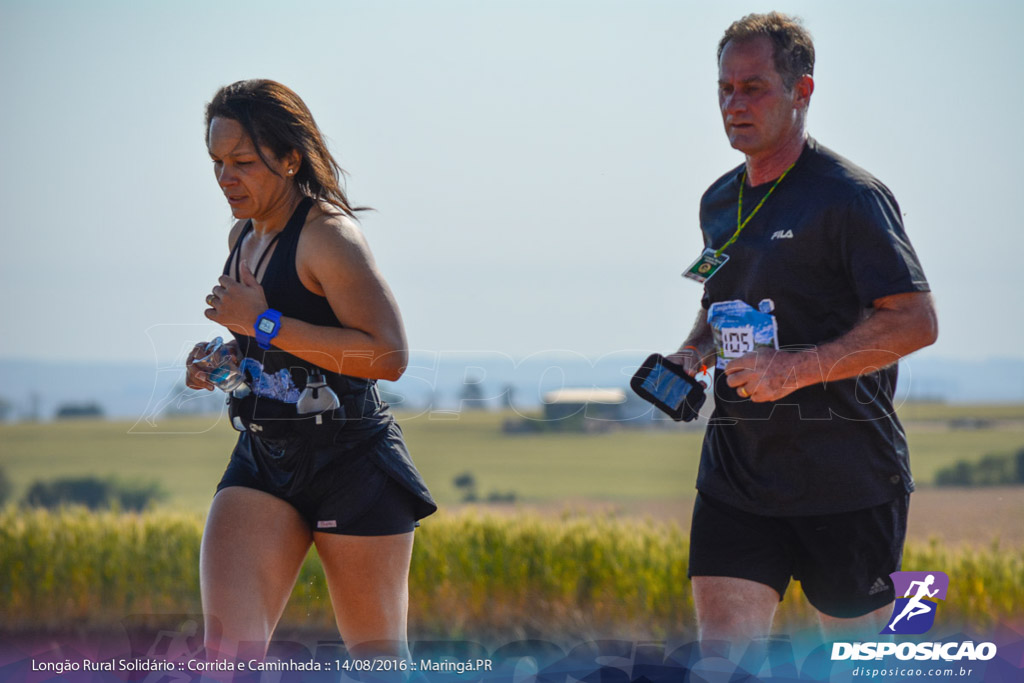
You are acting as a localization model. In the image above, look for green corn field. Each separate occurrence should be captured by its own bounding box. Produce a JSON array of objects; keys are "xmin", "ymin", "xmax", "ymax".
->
[{"xmin": 2, "ymin": 506, "xmax": 1020, "ymax": 641}]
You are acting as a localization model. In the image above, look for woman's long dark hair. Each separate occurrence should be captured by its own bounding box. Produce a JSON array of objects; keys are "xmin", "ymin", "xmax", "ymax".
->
[{"xmin": 206, "ymin": 79, "xmax": 363, "ymax": 216}]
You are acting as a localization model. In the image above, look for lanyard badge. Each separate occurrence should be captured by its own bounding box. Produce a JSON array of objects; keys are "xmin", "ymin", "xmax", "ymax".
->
[
  {"xmin": 683, "ymin": 249, "xmax": 729, "ymax": 284},
  {"xmin": 682, "ymin": 162, "xmax": 794, "ymax": 284}
]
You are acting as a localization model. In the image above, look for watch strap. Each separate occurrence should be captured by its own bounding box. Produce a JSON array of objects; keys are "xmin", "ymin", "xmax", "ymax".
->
[{"xmin": 254, "ymin": 309, "xmax": 282, "ymax": 350}]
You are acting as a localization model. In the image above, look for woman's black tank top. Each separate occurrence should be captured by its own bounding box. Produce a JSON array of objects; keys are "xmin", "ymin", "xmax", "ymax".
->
[
  {"xmin": 222, "ymin": 197, "xmax": 389, "ymax": 431},
  {"xmin": 219, "ymin": 198, "xmax": 436, "ymax": 517}
]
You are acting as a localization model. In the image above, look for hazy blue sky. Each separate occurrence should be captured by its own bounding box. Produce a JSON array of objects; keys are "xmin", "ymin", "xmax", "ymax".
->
[{"xmin": 2, "ymin": 0, "xmax": 1021, "ymax": 366}]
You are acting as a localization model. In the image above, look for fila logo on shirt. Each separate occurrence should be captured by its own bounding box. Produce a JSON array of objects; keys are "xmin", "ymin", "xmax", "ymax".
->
[{"xmin": 771, "ymin": 229, "xmax": 794, "ymax": 240}]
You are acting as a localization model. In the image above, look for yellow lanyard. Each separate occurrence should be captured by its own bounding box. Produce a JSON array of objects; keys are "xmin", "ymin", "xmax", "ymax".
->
[{"xmin": 714, "ymin": 162, "xmax": 795, "ymax": 258}]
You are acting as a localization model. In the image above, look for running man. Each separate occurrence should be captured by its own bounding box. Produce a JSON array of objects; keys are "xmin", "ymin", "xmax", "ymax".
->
[{"xmin": 888, "ymin": 575, "xmax": 939, "ymax": 631}]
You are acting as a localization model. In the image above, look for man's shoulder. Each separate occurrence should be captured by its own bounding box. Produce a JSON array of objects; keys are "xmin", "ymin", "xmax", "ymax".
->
[
  {"xmin": 800, "ymin": 137, "xmax": 894, "ymax": 202},
  {"xmin": 700, "ymin": 162, "xmax": 745, "ymax": 206},
  {"xmin": 698, "ymin": 139, "xmax": 896, "ymax": 211}
]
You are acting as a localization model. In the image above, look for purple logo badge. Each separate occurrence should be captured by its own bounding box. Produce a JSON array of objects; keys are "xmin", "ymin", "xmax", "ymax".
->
[{"xmin": 880, "ymin": 571, "xmax": 950, "ymax": 635}]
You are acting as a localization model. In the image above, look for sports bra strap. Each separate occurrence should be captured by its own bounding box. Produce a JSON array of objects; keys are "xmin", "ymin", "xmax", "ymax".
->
[{"xmin": 236, "ymin": 230, "xmax": 282, "ymax": 282}]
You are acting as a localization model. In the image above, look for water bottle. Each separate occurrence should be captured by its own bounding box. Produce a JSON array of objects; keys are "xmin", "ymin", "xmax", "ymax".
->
[
  {"xmin": 193, "ymin": 337, "xmax": 249, "ymax": 395},
  {"xmin": 296, "ymin": 371, "xmax": 340, "ymax": 424}
]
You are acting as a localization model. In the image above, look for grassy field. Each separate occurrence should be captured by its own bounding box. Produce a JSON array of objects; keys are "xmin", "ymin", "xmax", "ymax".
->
[
  {"xmin": 0, "ymin": 411, "xmax": 707, "ymax": 511},
  {"xmin": 896, "ymin": 401, "xmax": 1024, "ymax": 422},
  {"xmin": 2, "ymin": 407, "xmax": 1022, "ymax": 640},
  {"xmin": 1, "ymin": 406, "xmax": 1022, "ymax": 512}
]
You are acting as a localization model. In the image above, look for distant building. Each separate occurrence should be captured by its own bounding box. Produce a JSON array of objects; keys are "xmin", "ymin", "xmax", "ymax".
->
[
  {"xmin": 501, "ymin": 386, "xmax": 709, "ymax": 434},
  {"xmin": 543, "ymin": 387, "xmax": 624, "ymax": 420},
  {"xmin": 540, "ymin": 387, "xmax": 625, "ymax": 431},
  {"xmin": 55, "ymin": 402, "xmax": 105, "ymax": 420}
]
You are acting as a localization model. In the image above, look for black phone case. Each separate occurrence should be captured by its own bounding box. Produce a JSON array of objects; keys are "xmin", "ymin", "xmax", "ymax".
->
[{"xmin": 630, "ymin": 353, "xmax": 707, "ymax": 422}]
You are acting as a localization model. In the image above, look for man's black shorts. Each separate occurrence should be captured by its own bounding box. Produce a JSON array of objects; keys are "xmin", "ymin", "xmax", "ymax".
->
[{"xmin": 688, "ymin": 492, "xmax": 908, "ymax": 618}]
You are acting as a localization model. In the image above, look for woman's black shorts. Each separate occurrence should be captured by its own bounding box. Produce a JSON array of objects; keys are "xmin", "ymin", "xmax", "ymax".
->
[{"xmin": 215, "ymin": 427, "xmax": 429, "ymax": 536}]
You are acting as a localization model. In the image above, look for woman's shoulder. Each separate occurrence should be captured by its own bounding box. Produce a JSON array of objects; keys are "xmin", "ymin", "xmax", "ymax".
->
[
  {"xmin": 296, "ymin": 200, "xmax": 380, "ymax": 274},
  {"xmin": 303, "ymin": 202, "xmax": 370, "ymax": 250},
  {"xmin": 227, "ymin": 218, "xmax": 248, "ymax": 249}
]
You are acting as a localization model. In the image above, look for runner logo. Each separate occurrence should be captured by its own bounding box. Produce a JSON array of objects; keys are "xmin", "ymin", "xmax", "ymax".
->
[{"xmin": 880, "ymin": 570, "xmax": 949, "ymax": 635}]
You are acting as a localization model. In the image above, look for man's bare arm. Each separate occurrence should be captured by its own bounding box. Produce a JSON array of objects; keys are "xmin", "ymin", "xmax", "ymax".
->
[
  {"xmin": 724, "ymin": 291, "xmax": 937, "ymax": 402},
  {"xmin": 666, "ymin": 310, "xmax": 716, "ymax": 377}
]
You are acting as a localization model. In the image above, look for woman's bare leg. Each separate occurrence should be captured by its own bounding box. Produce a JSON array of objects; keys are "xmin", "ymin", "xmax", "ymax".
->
[
  {"xmin": 200, "ymin": 486, "xmax": 313, "ymax": 659},
  {"xmin": 314, "ymin": 531, "xmax": 415, "ymax": 659}
]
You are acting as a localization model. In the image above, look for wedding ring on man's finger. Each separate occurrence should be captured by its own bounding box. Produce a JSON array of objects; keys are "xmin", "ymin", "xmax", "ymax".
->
[
  {"xmin": 206, "ymin": 294, "xmax": 216, "ymax": 306},
  {"xmin": 737, "ymin": 387, "xmax": 749, "ymax": 398}
]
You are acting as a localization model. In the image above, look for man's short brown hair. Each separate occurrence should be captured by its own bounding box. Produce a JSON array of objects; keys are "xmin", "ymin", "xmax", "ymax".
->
[{"xmin": 718, "ymin": 12, "xmax": 815, "ymax": 90}]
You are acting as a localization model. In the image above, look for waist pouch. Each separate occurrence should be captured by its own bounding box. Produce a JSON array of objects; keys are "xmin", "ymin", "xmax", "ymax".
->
[{"xmin": 228, "ymin": 386, "xmax": 389, "ymax": 448}]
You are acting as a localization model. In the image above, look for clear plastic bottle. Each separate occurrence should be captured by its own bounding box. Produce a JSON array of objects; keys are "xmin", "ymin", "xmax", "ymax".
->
[
  {"xmin": 296, "ymin": 372, "xmax": 340, "ymax": 424},
  {"xmin": 193, "ymin": 337, "xmax": 249, "ymax": 395}
]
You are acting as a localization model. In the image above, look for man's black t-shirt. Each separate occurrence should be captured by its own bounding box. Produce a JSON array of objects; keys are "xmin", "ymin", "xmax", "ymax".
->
[{"xmin": 696, "ymin": 137, "xmax": 930, "ymax": 516}]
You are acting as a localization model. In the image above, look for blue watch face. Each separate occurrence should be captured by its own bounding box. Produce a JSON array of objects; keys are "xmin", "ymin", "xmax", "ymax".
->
[{"xmin": 257, "ymin": 318, "xmax": 277, "ymax": 334}]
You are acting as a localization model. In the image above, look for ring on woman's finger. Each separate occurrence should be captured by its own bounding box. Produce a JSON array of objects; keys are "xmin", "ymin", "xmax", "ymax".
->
[
  {"xmin": 737, "ymin": 387, "xmax": 749, "ymax": 398},
  {"xmin": 206, "ymin": 294, "xmax": 216, "ymax": 306}
]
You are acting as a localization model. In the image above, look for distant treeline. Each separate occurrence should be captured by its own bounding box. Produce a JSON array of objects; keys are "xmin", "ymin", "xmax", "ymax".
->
[
  {"xmin": 0, "ymin": 467, "xmax": 165, "ymax": 511},
  {"xmin": 936, "ymin": 448, "xmax": 1024, "ymax": 486}
]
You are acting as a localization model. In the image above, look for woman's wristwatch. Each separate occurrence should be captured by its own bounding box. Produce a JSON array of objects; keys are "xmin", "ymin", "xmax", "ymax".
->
[{"xmin": 254, "ymin": 309, "xmax": 282, "ymax": 350}]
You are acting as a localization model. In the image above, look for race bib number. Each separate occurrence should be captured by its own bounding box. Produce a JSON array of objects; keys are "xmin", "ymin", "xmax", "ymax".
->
[
  {"xmin": 720, "ymin": 325, "xmax": 755, "ymax": 358},
  {"xmin": 707, "ymin": 299, "xmax": 780, "ymax": 370}
]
